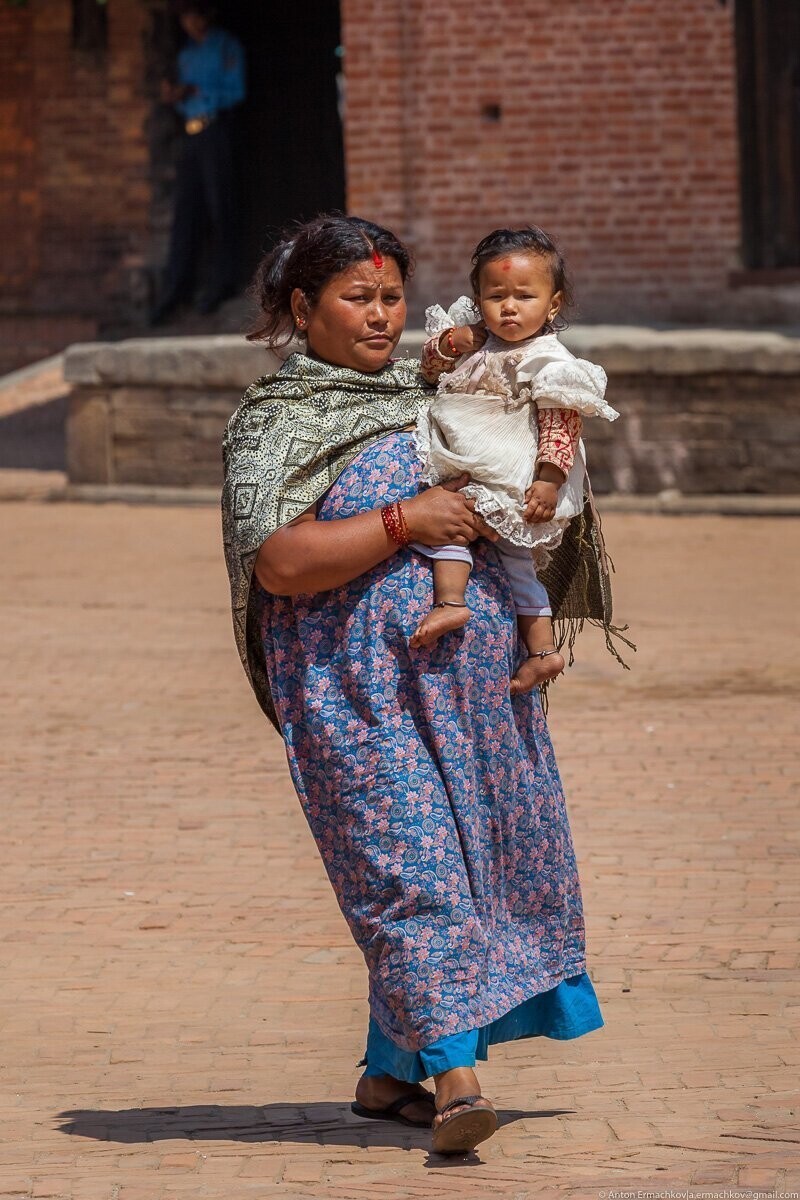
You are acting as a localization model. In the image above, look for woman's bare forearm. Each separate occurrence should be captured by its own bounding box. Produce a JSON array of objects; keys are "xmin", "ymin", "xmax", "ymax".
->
[
  {"xmin": 255, "ymin": 507, "xmax": 397, "ymax": 596},
  {"xmin": 255, "ymin": 476, "xmax": 485, "ymax": 598}
]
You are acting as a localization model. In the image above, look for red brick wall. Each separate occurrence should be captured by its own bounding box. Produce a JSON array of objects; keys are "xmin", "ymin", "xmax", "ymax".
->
[
  {"xmin": 0, "ymin": 0, "xmax": 794, "ymax": 378},
  {"xmin": 30, "ymin": 0, "xmax": 150, "ymax": 314},
  {"xmin": 0, "ymin": 0, "xmax": 150, "ymax": 370},
  {"xmin": 0, "ymin": 6, "xmax": 39, "ymax": 301},
  {"xmin": 341, "ymin": 0, "xmax": 745, "ymax": 324}
]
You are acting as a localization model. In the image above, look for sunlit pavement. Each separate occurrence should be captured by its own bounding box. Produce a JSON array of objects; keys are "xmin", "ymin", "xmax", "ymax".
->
[{"xmin": 1, "ymin": 503, "xmax": 797, "ymax": 1199}]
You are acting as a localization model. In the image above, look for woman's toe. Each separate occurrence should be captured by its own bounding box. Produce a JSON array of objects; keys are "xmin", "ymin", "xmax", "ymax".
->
[{"xmin": 433, "ymin": 1095, "xmax": 494, "ymax": 1128}]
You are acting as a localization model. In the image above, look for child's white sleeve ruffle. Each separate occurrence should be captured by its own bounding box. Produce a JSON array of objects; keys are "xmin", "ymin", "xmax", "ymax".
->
[
  {"xmin": 424, "ymin": 296, "xmax": 482, "ymax": 336},
  {"xmin": 517, "ymin": 347, "xmax": 619, "ymax": 421}
]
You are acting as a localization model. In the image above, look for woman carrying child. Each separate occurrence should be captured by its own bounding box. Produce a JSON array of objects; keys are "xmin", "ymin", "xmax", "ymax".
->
[{"xmin": 221, "ymin": 215, "xmax": 605, "ymax": 1156}]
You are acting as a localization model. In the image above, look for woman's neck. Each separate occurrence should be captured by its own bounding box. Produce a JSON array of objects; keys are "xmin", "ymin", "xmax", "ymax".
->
[{"xmin": 304, "ymin": 347, "xmax": 390, "ymax": 374}]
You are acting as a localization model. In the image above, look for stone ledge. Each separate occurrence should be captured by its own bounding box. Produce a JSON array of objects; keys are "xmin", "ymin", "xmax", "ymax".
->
[
  {"xmin": 0, "ymin": 469, "xmax": 67, "ymax": 502},
  {"xmin": 62, "ymin": 325, "xmax": 800, "ymax": 384},
  {"xmin": 63, "ymin": 336, "xmax": 280, "ymax": 389},
  {"xmin": 598, "ymin": 491, "xmax": 800, "ymax": 516},
  {"xmin": 64, "ymin": 483, "xmax": 220, "ymax": 506},
  {"xmin": 562, "ymin": 325, "xmax": 800, "ymax": 375}
]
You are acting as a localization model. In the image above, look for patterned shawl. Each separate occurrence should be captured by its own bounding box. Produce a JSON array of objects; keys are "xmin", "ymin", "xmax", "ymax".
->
[{"xmin": 221, "ymin": 352, "xmax": 433, "ymax": 730}]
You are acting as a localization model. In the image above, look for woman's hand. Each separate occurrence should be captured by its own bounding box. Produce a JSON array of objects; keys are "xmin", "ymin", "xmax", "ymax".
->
[
  {"xmin": 442, "ymin": 323, "xmax": 488, "ymax": 357},
  {"xmin": 404, "ymin": 474, "xmax": 499, "ymax": 547}
]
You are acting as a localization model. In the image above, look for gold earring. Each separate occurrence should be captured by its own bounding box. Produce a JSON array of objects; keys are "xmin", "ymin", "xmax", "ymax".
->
[{"xmin": 296, "ymin": 317, "xmax": 305, "ymax": 328}]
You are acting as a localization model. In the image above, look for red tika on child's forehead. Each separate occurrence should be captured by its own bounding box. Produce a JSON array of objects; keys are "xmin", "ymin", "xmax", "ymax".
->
[{"xmin": 500, "ymin": 259, "xmax": 512, "ymax": 270}]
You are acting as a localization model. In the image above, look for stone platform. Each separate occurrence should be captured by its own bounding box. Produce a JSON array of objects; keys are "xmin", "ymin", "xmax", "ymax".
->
[{"xmin": 63, "ymin": 327, "xmax": 800, "ymax": 493}]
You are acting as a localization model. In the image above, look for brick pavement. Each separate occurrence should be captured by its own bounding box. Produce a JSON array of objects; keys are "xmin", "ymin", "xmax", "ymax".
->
[{"xmin": 0, "ymin": 504, "xmax": 798, "ymax": 1200}]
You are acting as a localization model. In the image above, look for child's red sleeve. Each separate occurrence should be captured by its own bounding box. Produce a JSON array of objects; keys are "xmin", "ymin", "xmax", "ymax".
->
[
  {"xmin": 536, "ymin": 408, "xmax": 583, "ymax": 477},
  {"xmin": 420, "ymin": 335, "xmax": 459, "ymax": 385}
]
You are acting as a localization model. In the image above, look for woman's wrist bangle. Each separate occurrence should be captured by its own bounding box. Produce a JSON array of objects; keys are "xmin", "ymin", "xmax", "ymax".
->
[
  {"xmin": 381, "ymin": 501, "xmax": 412, "ymax": 548},
  {"xmin": 396, "ymin": 501, "xmax": 411, "ymax": 543}
]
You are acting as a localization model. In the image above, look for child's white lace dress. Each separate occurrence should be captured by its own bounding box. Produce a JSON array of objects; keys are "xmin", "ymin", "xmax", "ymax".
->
[{"xmin": 415, "ymin": 302, "xmax": 619, "ymax": 557}]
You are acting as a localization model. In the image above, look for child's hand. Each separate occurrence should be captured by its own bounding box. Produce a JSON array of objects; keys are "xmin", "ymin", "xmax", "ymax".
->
[
  {"xmin": 524, "ymin": 479, "xmax": 559, "ymax": 524},
  {"xmin": 442, "ymin": 323, "xmax": 487, "ymax": 357}
]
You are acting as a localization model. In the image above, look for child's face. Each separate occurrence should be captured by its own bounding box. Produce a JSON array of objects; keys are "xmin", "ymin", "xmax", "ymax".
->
[{"xmin": 477, "ymin": 253, "xmax": 561, "ymax": 342}]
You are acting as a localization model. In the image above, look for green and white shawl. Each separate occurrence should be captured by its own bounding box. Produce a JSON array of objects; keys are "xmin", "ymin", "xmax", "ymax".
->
[{"xmin": 221, "ymin": 352, "xmax": 433, "ymax": 730}]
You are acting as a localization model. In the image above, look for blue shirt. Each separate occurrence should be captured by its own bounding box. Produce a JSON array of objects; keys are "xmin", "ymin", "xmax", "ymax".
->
[{"xmin": 177, "ymin": 28, "xmax": 246, "ymax": 120}]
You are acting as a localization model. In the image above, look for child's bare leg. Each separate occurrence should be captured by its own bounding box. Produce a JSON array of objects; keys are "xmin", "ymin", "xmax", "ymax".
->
[
  {"xmin": 410, "ymin": 559, "xmax": 472, "ymax": 648},
  {"xmin": 510, "ymin": 614, "xmax": 565, "ymax": 694}
]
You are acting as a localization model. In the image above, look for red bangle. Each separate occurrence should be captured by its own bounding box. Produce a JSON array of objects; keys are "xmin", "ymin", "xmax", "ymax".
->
[
  {"xmin": 381, "ymin": 501, "xmax": 412, "ymax": 547},
  {"xmin": 384, "ymin": 504, "xmax": 404, "ymax": 546},
  {"xmin": 444, "ymin": 327, "xmax": 460, "ymax": 358},
  {"xmin": 381, "ymin": 503, "xmax": 400, "ymax": 545},
  {"xmin": 396, "ymin": 500, "xmax": 410, "ymax": 543}
]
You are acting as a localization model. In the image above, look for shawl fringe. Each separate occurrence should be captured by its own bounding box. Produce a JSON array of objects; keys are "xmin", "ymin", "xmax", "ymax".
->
[{"xmin": 537, "ymin": 487, "xmax": 636, "ymax": 711}]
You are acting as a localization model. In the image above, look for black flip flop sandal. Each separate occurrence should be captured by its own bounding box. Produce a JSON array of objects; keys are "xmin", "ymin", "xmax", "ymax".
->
[
  {"xmin": 350, "ymin": 1089, "xmax": 437, "ymax": 1129},
  {"xmin": 431, "ymin": 1093, "xmax": 498, "ymax": 1154}
]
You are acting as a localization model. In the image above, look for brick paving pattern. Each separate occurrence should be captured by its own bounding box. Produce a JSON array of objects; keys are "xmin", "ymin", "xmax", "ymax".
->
[{"xmin": 1, "ymin": 504, "xmax": 797, "ymax": 1199}]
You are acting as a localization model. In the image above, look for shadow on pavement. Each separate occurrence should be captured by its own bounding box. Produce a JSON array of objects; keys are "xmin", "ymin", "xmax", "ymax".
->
[{"xmin": 55, "ymin": 1102, "xmax": 572, "ymax": 1150}]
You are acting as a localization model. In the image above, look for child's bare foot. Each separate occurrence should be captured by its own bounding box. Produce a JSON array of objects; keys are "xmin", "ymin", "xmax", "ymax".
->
[
  {"xmin": 510, "ymin": 648, "xmax": 564, "ymax": 695},
  {"xmin": 410, "ymin": 602, "xmax": 471, "ymax": 648}
]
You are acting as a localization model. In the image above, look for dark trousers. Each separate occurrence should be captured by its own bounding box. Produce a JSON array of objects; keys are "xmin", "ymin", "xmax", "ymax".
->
[{"xmin": 161, "ymin": 114, "xmax": 239, "ymax": 306}]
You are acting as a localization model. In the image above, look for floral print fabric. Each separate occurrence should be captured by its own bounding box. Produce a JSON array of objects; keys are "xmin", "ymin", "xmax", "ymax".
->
[{"xmin": 257, "ymin": 431, "xmax": 592, "ymax": 1052}]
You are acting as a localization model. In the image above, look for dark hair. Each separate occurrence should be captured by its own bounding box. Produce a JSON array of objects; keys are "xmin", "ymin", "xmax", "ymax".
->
[
  {"xmin": 175, "ymin": 0, "xmax": 216, "ymax": 17},
  {"xmin": 247, "ymin": 214, "xmax": 413, "ymax": 345},
  {"xmin": 469, "ymin": 226, "xmax": 574, "ymax": 330}
]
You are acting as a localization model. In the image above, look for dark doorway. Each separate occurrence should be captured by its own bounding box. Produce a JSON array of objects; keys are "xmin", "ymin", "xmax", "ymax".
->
[
  {"xmin": 736, "ymin": 1, "xmax": 800, "ymax": 269},
  {"xmin": 225, "ymin": 1, "xmax": 346, "ymax": 278},
  {"xmin": 146, "ymin": 1, "xmax": 345, "ymax": 299}
]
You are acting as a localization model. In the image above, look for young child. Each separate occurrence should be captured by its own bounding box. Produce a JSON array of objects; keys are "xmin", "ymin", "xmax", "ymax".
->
[{"xmin": 411, "ymin": 226, "xmax": 619, "ymax": 695}]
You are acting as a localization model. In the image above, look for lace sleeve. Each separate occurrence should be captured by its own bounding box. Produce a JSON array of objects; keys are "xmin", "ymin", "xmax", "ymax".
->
[
  {"xmin": 517, "ymin": 346, "xmax": 619, "ymax": 422},
  {"xmin": 424, "ymin": 296, "xmax": 482, "ymax": 335}
]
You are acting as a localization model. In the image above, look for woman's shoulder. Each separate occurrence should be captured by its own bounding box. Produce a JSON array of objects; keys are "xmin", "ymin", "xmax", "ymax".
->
[{"xmin": 222, "ymin": 359, "xmax": 306, "ymax": 457}]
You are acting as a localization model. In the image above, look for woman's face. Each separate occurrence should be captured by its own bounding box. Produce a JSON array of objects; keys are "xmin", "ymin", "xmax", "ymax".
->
[{"xmin": 292, "ymin": 258, "xmax": 407, "ymax": 373}]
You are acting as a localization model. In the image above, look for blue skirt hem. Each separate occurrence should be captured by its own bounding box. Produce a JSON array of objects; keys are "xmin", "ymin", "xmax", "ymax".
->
[{"xmin": 360, "ymin": 972, "xmax": 604, "ymax": 1083}]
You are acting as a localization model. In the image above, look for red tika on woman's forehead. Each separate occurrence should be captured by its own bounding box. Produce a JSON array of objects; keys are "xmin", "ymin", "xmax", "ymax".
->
[{"xmin": 372, "ymin": 248, "xmax": 384, "ymax": 269}]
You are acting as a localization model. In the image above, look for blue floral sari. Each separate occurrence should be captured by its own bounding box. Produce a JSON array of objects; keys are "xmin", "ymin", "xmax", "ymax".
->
[{"xmin": 255, "ymin": 430, "xmax": 603, "ymax": 1080}]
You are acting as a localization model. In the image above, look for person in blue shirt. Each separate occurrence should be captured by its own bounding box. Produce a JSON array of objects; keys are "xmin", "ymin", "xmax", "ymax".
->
[{"xmin": 152, "ymin": 1, "xmax": 246, "ymax": 324}]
